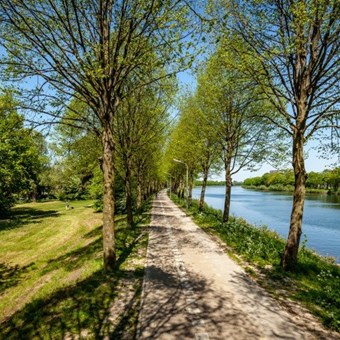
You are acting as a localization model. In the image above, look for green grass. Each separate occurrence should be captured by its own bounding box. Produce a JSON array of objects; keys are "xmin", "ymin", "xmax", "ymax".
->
[
  {"xmin": 0, "ymin": 199, "xmax": 150, "ymax": 339},
  {"xmin": 172, "ymin": 195, "xmax": 340, "ymax": 332}
]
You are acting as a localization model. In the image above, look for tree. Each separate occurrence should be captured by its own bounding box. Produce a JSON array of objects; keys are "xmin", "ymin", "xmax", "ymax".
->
[
  {"xmin": 0, "ymin": 91, "xmax": 47, "ymax": 214},
  {"xmin": 174, "ymin": 94, "xmax": 221, "ymax": 210},
  {"xmin": 114, "ymin": 78, "xmax": 173, "ymax": 227},
  {"xmin": 50, "ymin": 120, "xmax": 102, "ymax": 200},
  {"xmin": 196, "ymin": 42, "xmax": 277, "ymax": 222},
  {"xmin": 164, "ymin": 99, "xmax": 203, "ymax": 202},
  {"xmin": 306, "ymin": 171, "xmax": 323, "ymax": 189},
  {"xmin": 227, "ymin": 0, "xmax": 340, "ymax": 270},
  {"xmin": 0, "ymin": 0, "xmax": 196, "ymax": 270},
  {"xmin": 323, "ymin": 168, "xmax": 340, "ymax": 192},
  {"xmin": 20, "ymin": 131, "xmax": 49, "ymax": 201}
]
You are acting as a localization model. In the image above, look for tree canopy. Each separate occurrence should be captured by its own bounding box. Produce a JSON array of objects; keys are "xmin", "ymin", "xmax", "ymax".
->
[{"xmin": 0, "ymin": 91, "xmax": 48, "ymax": 215}]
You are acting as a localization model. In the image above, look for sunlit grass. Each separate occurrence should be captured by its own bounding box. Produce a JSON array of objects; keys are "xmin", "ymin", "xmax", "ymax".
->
[{"xmin": 0, "ymin": 199, "xmax": 150, "ymax": 338}]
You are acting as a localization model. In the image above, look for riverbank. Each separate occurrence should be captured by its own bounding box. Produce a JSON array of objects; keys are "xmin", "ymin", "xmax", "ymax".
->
[
  {"xmin": 193, "ymin": 185, "xmax": 340, "ymax": 262},
  {"xmin": 171, "ymin": 194, "xmax": 340, "ymax": 333},
  {"xmin": 242, "ymin": 184, "xmax": 338, "ymax": 195}
]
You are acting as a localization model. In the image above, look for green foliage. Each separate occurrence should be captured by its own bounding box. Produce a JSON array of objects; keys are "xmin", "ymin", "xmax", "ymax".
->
[
  {"xmin": 165, "ymin": 35, "xmax": 284, "ymax": 215},
  {"xmin": 195, "ymin": 180, "xmax": 226, "ymax": 186},
  {"xmin": 48, "ymin": 109, "xmax": 102, "ymax": 201},
  {"xmin": 86, "ymin": 168, "xmax": 128, "ymax": 214},
  {"xmin": 0, "ymin": 91, "xmax": 48, "ymax": 215},
  {"xmin": 164, "ymin": 95, "xmax": 209, "ymax": 179},
  {"xmin": 243, "ymin": 168, "xmax": 340, "ymax": 194},
  {"xmin": 88, "ymin": 167, "xmax": 104, "ymax": 211},
  {"xmin": 113, "ymin": 74, "xmax": 173, "ymax": 216},
  {"xmin": 171, "ymin": 195, "xmax": 340, "ymax": 331}
]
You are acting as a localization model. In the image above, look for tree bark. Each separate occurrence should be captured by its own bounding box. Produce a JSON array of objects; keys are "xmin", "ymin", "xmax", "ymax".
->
[
  {"xmin": 223, "ymin": 157, "xmax": 232, "ymax": 223},
  {"xmin": 188, "ymin": 173, "xmax": 193, "ymax": 206},
  {"xmin": 101, "ymin": 126, "xmax": 116, "ymax": 271},
  {"xmin": 180, "ymin": 180, "xmax": 185, "ymax": 199},
  {"xmin": 136, "ymin": 172, "xmax": 143, "ymax": 212},
  {"xmin": 199, "ymin": 168, "xmax": 209, "ymax": 211},
  {"xmin": 31, "ymin": 182, "xmax": 37, "ymax": 202},
  {"xmin": 283, "ymin": 130, "xmax": 307, "ymax": 270},
  {"xmin": 125, "ymin": 164, "xmax": 133, "ymax": 228}
]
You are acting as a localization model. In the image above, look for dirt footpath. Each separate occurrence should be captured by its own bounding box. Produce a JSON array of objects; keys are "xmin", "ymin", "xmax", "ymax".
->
[{"xmin": 137, "ymin": 191, "xmax": 337, "ymax": 339}]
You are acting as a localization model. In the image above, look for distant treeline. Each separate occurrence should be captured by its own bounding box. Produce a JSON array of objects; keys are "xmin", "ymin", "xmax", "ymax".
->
[
  {"xmin": 195, "ymin": 180, "xmax": 243, "ymax": 186},
  {"xmin": 243, "ymin": 168, "xmax": 340, "ymax": 194},
  {"xmin": 195, "ymin": 180, "xmax": 225, "ymax": 186}
]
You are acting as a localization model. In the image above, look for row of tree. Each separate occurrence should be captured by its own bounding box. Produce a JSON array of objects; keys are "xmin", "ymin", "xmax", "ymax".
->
[
  {"xmin": 0, "ymin": 85, "xmax": 170, "ymax": 222},
  {"xmin": 243, "ymin": 168, "xmax": 340, "ymax": 193},
  {"xmin": 164, "ymin": 37, "xmax": 278, "ymax": 220},
  {"xmin": 0, "ymin": 0, "xmax": 200, "ymax": 270},
  {"xmin": 164, "ymin": 0, "xmax": 339, "ymax": 271},
  {"xmin": 0, "ymin": 0, "xmax": 338, "ymax": 272}
]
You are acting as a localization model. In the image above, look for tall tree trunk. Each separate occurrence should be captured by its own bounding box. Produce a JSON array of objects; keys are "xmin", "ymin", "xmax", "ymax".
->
[
  {"xmin": 188, "ymin": 173, "xmax": 193, "ymax": 206},
  {"xmin": 199, "ymin": 168, "xmax": 209, "ymax": 211},
  {"xmin": 283, "ymin": 130, "xmax": 307, "ymax": 270},
  {"xmin": 125, "ymin": 164, "xmax": 133, "ymax": 228},
  {"xmin": 180, "ymin": 180, "xmax": 185, "ymax": 199},
  {"xmin": 31, "ymin": 182, "xmax": 37, "ymax": 202},
  {"xmin": 173, "ymin": 181, "xmax": 178, "ymax": 196},
  {"xmin": 223, "ymin": 157, "xmax": 232, "ymax": 223},
  {"xmin": 101, "ymin": 126, "xmax": 116, "ymax": 271},
  {"xmin": 136, "ymin": 172, "xmax": 143, "ymax": 212}
]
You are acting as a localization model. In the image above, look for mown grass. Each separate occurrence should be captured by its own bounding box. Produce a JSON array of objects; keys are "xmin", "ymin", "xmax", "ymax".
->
[
  {"xmin": 0, "ymin": 199, "xmax": 150, "ymax": 339},
  {"xmin": 172, "ymin": 195, "xmax": 340, "ymax": 332}
]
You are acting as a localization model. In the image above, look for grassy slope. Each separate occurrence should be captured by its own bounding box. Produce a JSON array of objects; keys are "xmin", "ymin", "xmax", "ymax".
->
[
  {"xmin": 171, "ymin": 195, "xmax": 340, "ymax": 333},
  {"xmin": 0, "ymin": 200, "xmax": 149, "ymax": 339}
]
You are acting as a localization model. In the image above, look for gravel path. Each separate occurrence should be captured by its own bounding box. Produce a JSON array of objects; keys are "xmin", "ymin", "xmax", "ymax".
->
[{"xmin": 137, "ymin": 191, "xmax": 335, "ymax": 339}]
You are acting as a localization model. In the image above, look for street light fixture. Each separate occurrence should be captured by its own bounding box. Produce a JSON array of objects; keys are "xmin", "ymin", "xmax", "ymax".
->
[{"xmin": 173, "ymin": 158, "xmax": 189, "ymax": 209}]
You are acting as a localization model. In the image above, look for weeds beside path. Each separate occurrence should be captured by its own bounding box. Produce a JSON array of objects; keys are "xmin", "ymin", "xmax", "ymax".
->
[
  {"xmin": 0, "ymin": 200, "xmax": 149, "ymax": 339},
  {"xmin": 171, "ymin": 195, "xmax": 340, "ymax": 335}
]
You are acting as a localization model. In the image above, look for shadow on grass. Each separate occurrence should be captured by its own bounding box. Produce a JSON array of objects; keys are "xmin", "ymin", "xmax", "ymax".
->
[
  {"xmin": 43, "ymin": 237, "xmax": 103, "ymax": 274},
  {"xmin": 252, "ymin": 249, "xmax": 340, "ymax": 331},
  {"xmin": 0, "ymin": 207, "xmax": 59, "ymax": 232},
  {"xmin": 41, "ymin": 218, "xmax": 146, "ymax": 276},
  {"xmin": 0, "ymin": 268, "xmax": 143, "ymax": 339},
  {"xmin": 83, "ymin": 215, "xmax": 127, "ymax": 240},
  {"xmin": 0, "ymin": 225, "xmax": 146, "ymax": 339},
  {"xmin": 0, "ymin": 262, "xmax": 35, "ymax": 294}
]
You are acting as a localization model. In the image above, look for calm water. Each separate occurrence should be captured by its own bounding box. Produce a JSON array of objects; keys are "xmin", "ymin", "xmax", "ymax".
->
[{"xmin": 192, "ymin": 186, "xmax": 340, "ymax": 262}]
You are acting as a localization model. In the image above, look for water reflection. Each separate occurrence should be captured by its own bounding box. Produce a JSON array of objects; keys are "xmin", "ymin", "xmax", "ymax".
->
[{"xmin": 192, "ymin": 186, "xmax": 340, "ymax": 263}]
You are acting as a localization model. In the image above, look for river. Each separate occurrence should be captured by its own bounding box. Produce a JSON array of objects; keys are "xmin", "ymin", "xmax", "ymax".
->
[{"xmin": 192, "ymin": 186, "xmax": 340, "ymax": 263}]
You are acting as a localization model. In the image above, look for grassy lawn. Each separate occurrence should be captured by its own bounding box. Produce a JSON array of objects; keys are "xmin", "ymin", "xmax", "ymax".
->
[
  {"xmin": 171, "ymin": 195, "xmax": 340, "ymax": 333},
  {"xmin": 0, "ymin": 200, "xmax": 149, "ymax": 339}
]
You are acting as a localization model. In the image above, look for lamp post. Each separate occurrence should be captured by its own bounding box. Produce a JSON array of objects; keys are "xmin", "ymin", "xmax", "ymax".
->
[
  {"xmin": 165, "ymin": 172, "xmax": 174, "ymax": 198},
  {"xmin": 173, "ymin": 158, "xmax": 189, "ymax": 209}
]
